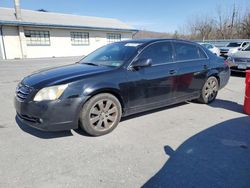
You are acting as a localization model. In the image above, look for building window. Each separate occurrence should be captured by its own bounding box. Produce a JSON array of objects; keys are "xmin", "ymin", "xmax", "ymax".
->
[
  {"xmin": 71, "ymin": 32, "xmax": 89, "ymax": 45},
  {"xmin": 24, "ymin": 30, "xmax": 50, "ymax": 46},
  {"xmin": 107, "ymin": 33, "xmax": 121, "ymax": 44}
]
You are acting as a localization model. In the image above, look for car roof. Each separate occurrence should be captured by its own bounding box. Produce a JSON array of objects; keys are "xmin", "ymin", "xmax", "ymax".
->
[
  {"xmin": 118, "ymin": 38, "xmax": 199, "ymax": 46},
  {"xmin": 228, "ymin": 41, "xmax": 250, "ymax": 44}
]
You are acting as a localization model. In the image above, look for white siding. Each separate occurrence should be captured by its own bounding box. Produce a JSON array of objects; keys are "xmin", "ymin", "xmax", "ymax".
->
[
  {"xmin": 2, "ymin": 26, "xmax": 133, "ymax": 59},
  {"xmin": 2, "ymin": 26, "xmax": 22, "ymax": 59}
]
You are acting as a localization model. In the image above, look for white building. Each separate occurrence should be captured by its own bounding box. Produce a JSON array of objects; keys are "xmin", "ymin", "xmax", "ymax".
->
[{"xmin": 0, "ymin": 6, "xmax": 137, "ymax": 60}]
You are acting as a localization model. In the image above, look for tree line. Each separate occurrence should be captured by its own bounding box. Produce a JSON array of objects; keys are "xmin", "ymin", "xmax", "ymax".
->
[
  {"xmin": 134, "ymin": 4, "xmax": 250, "ymax": 40},
  {"xmin": 177, "ymin": 4, "xmax": 250, "ymax": 40}
]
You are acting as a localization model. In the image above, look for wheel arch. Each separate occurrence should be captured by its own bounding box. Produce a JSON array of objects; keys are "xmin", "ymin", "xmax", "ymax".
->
[
  {"xmin": 83, "ymin": 87, "xmax": 126, "ymax": 113},
  {"xmin": 207, "ymin": 70, "xmax": 220, "ymax": 87}
]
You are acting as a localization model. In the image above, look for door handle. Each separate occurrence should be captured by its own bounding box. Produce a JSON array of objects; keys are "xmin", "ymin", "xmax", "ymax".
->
[
  {"xmin": 204, "ymin": 64, "xmax": 208, "ymax": 69},
  {"xmin": 169, "ymin": 70, "xmax": 177, "ymax": 75}
]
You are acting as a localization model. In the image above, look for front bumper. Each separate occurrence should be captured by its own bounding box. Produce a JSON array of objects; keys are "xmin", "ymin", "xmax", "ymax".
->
[
  {"xmin": 14, "ymin": 97, "xmax": 85, "ymax": 131},
  {"xmin": 229, "ymin": 61, "xmax": 250, "ymax": 72}
]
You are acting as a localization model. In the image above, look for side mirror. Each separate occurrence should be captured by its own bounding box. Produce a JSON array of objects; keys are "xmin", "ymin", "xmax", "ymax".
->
[{"xmin": 130, "ymin": 58, "xmax": 152, "ymax": 70}]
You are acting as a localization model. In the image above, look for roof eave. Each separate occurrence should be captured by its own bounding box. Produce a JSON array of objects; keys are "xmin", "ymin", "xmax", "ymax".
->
[{"xmin": 0, "ymin": 20, "xmax": 138, "ymax": 32}]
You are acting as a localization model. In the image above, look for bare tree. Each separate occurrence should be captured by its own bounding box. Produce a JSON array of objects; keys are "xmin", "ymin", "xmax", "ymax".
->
[
  {"xmin": 186, "ymin": 16, "xmax": 214, "ymax": 41},
  {"xmin": 216, "ymin": 5, "xmax": 226, "ymax": 39},
  {"xmin": 242, "ymin": 12, "xmax": 250, "ymax": 38}
]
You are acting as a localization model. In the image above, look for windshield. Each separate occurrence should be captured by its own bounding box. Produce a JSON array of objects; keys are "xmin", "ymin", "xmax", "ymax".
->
[
  {"xmin": 226, "ymin": 42, "xmax": 241, "ymax": 47},
  {"xmin": 79, "ymin": 42, "xmax": 142, "ymax": 67}
]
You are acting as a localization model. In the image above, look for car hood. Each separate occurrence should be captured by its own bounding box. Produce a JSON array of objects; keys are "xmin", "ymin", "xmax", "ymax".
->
[
  {"xmin": 230, "ymin": 51, "xmax": 250, "ymax": 59},
  {"xmin": 22, "ymin": 63, "xmax": 114, "ymax": 88}
]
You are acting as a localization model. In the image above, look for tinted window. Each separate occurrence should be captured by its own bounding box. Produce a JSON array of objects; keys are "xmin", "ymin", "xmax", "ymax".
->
[
  {"xmin": 242, "ymin": 42, "xmax": 249, "ymax": 47},
  {"xmin": 243, "ymin": 44, "xmax": 250, "ymax": 51},
  {"xmin": 174, "ymin": 42, "xmax": 200, "ymax": 61},
  {"xmin": 198, "ymin": 47, "xmax": 208, "ymax": 59},
  {"xmin": 138, "ymin": 42, "xmax": 173, "ymax": 65}
]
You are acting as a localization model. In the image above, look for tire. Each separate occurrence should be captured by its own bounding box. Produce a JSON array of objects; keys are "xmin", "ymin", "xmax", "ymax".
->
[
  {"xmin": 198, "ymin": 76, "xmax": 219, "ymax": 104},
  {"xmin": 79, "ymin": 93, "xmax": 122, "ymax": 136}
]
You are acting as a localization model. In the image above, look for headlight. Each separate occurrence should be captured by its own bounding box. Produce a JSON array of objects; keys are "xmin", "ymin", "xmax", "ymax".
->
[
  {"xmin": 33, "ymin": 84, "xmax": 68, "ymax": 101},
  {"xmin": 227, "ymin": 57, "xmax": 235, "ymax": 66},
  {"xmin": 229, "ymin": 48, "xmax": 237, "ymax": 54}
]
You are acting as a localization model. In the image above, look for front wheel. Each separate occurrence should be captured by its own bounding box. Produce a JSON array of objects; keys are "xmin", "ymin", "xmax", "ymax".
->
[
  {"xmin": 79, "ymin": 93, "xmax": 122, "ymax": 136},
  {"xmin": 198, "ymin": 76, "xmax": 219, "ymax": 104}
]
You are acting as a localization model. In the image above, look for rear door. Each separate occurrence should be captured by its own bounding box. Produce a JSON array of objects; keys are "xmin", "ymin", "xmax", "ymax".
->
[{"xmin": 172, "ymin": 42, "xmax": 209, "ymax": 101}]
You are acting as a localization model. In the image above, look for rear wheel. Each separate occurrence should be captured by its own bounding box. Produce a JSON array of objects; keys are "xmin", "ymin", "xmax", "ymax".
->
[
  {"xmin": 198, "ymin": 76, "xmax": 219, "ymax": 104},
  {"xmin": 79, "ymin": 93, "xmax": 122, "ymax": 136}
]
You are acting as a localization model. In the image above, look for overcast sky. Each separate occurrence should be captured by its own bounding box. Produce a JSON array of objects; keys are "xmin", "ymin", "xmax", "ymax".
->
[{"xmin": 1, "ymin": 0, "xmax": 250, "ymax": 33}]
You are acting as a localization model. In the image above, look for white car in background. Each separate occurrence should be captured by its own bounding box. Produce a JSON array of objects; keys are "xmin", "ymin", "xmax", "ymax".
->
[
  {"xmin": 228, "ymin": 41, "xmax": 250, "ymax": 55},
  {"xmin": 227, "ymin": 43, "xmax": 250, "ymax": 72},
  {"xmin": 199, "ymin": 43, "xmax": 220, "ymax": 56},
  {"xmin": 220, "ymin": 41, "xmax": 250, "ymax": 57}
]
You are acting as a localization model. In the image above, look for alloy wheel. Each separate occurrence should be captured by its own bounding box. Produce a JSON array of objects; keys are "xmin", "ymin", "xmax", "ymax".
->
[
  {"xmin": 204, "ymin": 78, "xmax": 218, "ymax": 102},
  {"xmin": 89, "ymin": 99, "xmax": 118, "ymax": 131}
]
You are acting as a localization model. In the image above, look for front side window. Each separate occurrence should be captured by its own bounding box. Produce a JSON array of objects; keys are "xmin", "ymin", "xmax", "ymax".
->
[
  {"xmin": 24, "ymin": 30, "xmax": 50, "ymax": 46},
  {"xmin": 138, "ymin": 42, "xmax": 173, "ymax": 65},
  {"xmin": 71, "ymin": 32, "xmax": 89, "ymax": 45},
  {"xmin": 107, "ymin": 33, "xmax": 121, "ymax": 44},
  {"xmin": 242, "ymin": 42, "xmax": 250, "ymax": 48},
  {"xmin": 243, "ymin": 43, "xmax": 250, "ymax": 51},
  {"xmin": 174, "ymin": 42, "xmax": 200, "ymax": 61}
]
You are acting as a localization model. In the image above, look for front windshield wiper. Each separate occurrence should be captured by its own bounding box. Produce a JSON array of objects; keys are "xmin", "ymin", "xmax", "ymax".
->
[{"xmin": 83, "ymin": 62, "xmax": 99, "ymax": 66}]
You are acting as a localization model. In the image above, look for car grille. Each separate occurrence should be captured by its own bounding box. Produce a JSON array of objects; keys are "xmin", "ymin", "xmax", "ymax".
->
[
  {"xmin": 16, "ymin": 83, "xmax": 33, "ymax": 102},
  {"xmin": 220, "ymin": 49, "xmax": 229, "ymax": 53},
  {"xmin": 17, "ymin": 113, "xmax": 41, "ymax": 123}
]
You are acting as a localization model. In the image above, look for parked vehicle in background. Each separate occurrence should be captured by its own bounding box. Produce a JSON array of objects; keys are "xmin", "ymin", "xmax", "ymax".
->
[
  {"xmin": 14, "ymin": 39, "xmax": 230, "ymax": 136},
  {"xmin": 227, "ymin": 43, "xmax": 250, "ymax": 72},
  {"xmin": 199, "ymin": 43, "xmax": 220, "ymax": 56},
  {"xmin": 220, "ymin": 41, "xmax": 250, "ymax": 58}
]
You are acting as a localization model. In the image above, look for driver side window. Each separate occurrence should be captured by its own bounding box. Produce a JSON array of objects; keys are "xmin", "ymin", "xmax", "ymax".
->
[{"xmin": 138, "ymin": 42, "xmax": 174, "ymax": 65}]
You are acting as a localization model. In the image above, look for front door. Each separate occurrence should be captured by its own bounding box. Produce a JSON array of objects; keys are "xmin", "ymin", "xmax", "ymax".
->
[{"xmin": 126, "ymin": 41, "xmax": 177, "ymax": 111}]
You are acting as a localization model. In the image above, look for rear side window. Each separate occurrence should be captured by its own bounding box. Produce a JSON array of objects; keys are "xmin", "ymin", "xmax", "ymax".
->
[
  {"xmin": 138, "ymin": 42, "xmax": 173, "ymax": 65},
  {"xmin": 198, "ymin": 47, "xmax": 208, "ymax": 59},
  {"xmin": 174, "ymin": 42, "xmax": 200, "ymax": 61}
]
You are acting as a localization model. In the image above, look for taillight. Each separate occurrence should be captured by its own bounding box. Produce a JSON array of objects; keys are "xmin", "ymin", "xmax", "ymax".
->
[{"xmin": 224, "ymin": 60, "xmax": 230, "ymax": 66}]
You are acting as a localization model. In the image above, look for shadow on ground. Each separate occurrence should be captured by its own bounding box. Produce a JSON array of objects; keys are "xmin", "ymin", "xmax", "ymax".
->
[
  {"xmin": 209, "ymin": 99, "xmax": 243, "ymax": 113},
  {"xmin": 15, "ymin": 116, "xmax": 73, "ymax": 139},
  {"xmin": 142, "ymin": 116, "xmax": 250, "ymax": 188}
]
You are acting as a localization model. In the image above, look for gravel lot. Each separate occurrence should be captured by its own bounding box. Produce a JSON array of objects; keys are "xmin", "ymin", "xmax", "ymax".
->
[{"xmin": 0, "ymin": 57, "xmax": 249, "ymax": 188}]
